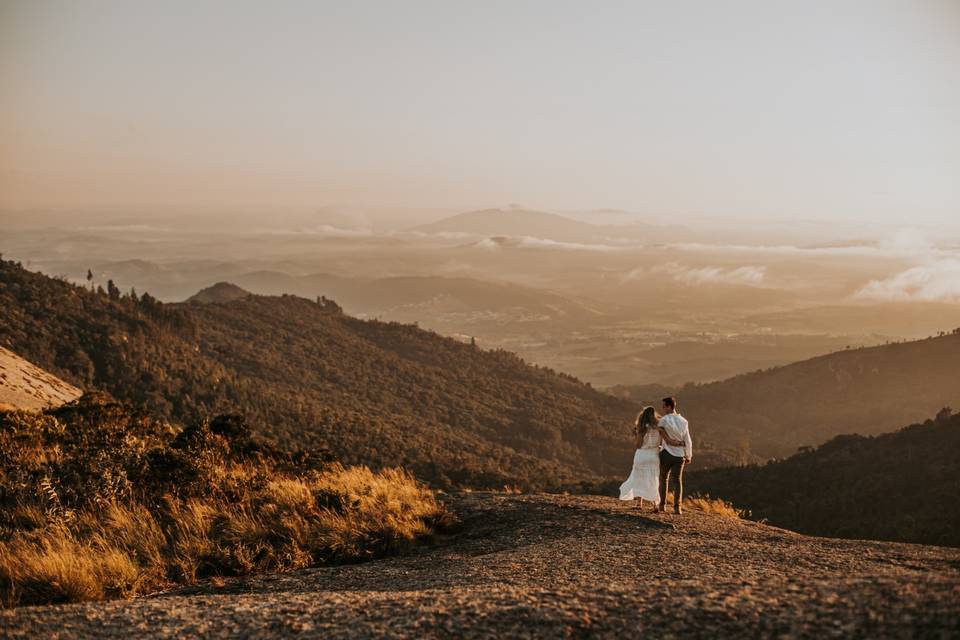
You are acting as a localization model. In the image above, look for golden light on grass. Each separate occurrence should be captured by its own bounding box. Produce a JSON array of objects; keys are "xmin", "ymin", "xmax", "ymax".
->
[
  {"xmin": 0, "ymin": 464, "xmax": 450, "ymax": 607},
  {"xmin": 0, "ymin": 402, "xmax": 453, "ymax": 608},
  {"xmin": 684, "ymin": 495, "xmax": 747, "ymax": 519}
]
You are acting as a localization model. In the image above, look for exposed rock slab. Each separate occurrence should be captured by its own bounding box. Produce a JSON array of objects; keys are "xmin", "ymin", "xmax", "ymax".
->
[{"xmin": 0, "ymin": 346, "xmax": 82, "ymax": 411}]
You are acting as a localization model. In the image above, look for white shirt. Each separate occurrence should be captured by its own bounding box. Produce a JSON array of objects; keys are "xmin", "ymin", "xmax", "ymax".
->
[{"xmin": 658, "ymin": 412, "xmax": 692, "ymax": 459}]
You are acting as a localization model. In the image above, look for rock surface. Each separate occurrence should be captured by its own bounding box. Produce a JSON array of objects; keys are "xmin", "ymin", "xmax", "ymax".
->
[
  {"xmin": 2, "ymin": 492, "xmax": 958, "ymax": 638},
  {"xmin": 0, "ymin": 346, "xmax": 82, "ymax": 411}
]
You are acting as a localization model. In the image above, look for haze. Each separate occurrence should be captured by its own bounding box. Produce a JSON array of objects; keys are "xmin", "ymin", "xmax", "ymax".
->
[{"xmin": 2, "ymin": 0, "xmax": 959, "ymax": 228}]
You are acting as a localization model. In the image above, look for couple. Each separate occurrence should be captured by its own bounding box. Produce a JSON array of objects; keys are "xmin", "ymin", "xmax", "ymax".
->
[{"xmin": 618, "ymin": 396, "xmax": 692, "ymax": 514}]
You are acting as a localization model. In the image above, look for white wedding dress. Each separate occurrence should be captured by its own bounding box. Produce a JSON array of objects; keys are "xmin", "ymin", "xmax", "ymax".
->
[{"xmin": 619, "ymin": 430, "xmax": 661, "ymax": 501}]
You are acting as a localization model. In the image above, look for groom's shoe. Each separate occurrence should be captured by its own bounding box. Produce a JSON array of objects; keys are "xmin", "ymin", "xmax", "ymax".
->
[
  {"xmin": 673, "ymin": 506, "xmax": 683, "ymax": 515},
  {"xmin": 657, "ymin": 504, "xmax": 666, "ymax": 513}
]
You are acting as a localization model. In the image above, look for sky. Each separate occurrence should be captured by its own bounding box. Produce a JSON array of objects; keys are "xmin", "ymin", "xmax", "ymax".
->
[{"xmin": 1, "ymin": 0, "xmax": 958, "ymax": 228}]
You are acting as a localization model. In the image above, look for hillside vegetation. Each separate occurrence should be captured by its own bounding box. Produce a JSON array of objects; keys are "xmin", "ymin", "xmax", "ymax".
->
[
  {"xmin": 1, "ymin": 259, "xmax": 733, "ymax": 489},
  {"xmin": 0, "ymin": 394, "xmax": 450, "ymax": 607},
  {"xmin": 688, "ymin": 409, "xmax": 960, "ymax": 547},
  {"xmin": 614, "ymin": 330, "xmax": 960, "ymax": 458}
]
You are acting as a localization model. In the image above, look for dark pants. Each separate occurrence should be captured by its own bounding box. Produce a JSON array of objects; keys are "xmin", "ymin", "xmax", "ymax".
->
[{"xmin": 659, "ymin": 450, "xmax": 685, "ymax": 510}]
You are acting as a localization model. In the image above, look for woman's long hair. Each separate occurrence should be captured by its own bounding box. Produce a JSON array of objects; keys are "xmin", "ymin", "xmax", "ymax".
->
[{"xmin": 636, "ymin": 406, "xmax": 660, "ymax": 438}]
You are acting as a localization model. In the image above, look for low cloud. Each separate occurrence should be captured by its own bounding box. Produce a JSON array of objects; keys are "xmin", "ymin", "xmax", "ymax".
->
[
  {"xmin": 624, "ymin": 263, "xmax": 768, "ymax": 286},
  {"xmin": 853, "ymin": 258, "xmax": 960, "ymax": 302},
  {"xmin": 259, "ymin": 225, "xmax": 373, "ymax": 238},
  {"xmin": 473, "ymin": 236, "xmax": 622, "ymax": 252},
  {"xmin": 675, "ymin": 265, "xmax": 767, "ymax": 286},
  {"xmin": 671, "ymin": 228, "xmax": 951, "ymax": 260}
]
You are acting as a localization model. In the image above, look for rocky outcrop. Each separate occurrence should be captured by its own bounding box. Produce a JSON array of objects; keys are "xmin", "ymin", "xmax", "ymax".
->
[{"xmin": 0, "ymin": 346, "xmax": 82, "ymax": 411}]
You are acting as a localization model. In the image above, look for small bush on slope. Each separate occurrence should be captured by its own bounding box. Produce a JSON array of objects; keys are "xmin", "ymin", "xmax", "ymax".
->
[{"xmin": 0, "ymin": 395, "xmax": 452, "ymax": 607}]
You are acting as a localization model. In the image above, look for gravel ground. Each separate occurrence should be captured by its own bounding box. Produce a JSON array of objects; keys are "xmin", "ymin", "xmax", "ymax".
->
[{"xmin": 2, "ymin": 492, "xmax": 958, "ymax": 639}]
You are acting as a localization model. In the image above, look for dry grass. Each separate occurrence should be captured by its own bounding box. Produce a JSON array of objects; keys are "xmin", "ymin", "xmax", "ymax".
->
[
  {"xmin": 0, "ymin": 530, "xmax": 140, "ymax": 605},
  {"xmin": 0, "ymin": 399, "xmax": 455, "ymax": 608},
  {"xmin": 0, "ymin": 463, "xmax": 452, "ymax": 608},
  {"xmin": 684, "ymin": 495, "xmax": 748, "ymax": 519}
]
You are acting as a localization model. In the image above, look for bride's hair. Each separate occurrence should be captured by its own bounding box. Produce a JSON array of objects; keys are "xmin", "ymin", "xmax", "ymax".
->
[{"xmin": 636, "ymin": 406, "xmax": 659, "ymax": 436}]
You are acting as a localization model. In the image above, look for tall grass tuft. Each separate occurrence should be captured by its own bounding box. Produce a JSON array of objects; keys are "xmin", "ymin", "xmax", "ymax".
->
[{"xmin": 684, "ymin": 494, "xmax": 748, "ymax": 519}]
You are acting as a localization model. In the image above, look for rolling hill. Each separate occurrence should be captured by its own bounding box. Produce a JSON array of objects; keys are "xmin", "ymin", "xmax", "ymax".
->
[
  {"xmin": 614, "ymin": 330, "xmax": 960, "ymax": 459},
  {"xmin": 2, "ymin": 258, "xmax": 735, "ymax": 489},
  {"xmin": 688, "ymin": 409, "xmax": 960, "ymax": 547},
  {"xmin": 187, "ymin": 282, "xmax": 252, "ymax": 304}
]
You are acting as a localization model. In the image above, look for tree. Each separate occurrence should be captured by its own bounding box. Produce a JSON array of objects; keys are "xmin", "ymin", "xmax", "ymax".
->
[
  {"xmin": 86, "ymin": 269, "xmax": 94, "ymax": 291},
  {"xmin": 107, "ymin": 280, "xmax": 121, "ymax": 301}
]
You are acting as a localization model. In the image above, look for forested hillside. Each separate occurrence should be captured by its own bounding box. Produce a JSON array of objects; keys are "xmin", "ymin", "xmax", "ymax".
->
[
  {"xmin": 0, "ymin": 260, "xmax": 737, "ymax": 488},
  {"xmin": 614, "ymin": 330, "xmax": 960, "ymax": 459},
  {"xmin": 688, "ymin": 409, "xmax": 960, "ymax": 547}
]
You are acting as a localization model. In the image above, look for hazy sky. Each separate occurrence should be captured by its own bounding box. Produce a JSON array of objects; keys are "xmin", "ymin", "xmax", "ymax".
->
[{"xmin": 2, "ymin": 0, "xmax": 958, "ymax": 227}]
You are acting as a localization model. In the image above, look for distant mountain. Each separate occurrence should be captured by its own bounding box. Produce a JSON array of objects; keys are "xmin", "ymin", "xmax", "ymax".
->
[
  {"xmin": 412, "ymin": 208, "xmax": 691, "ymax": 244},
  {"xmin": 414, "ymin": 209, "xmax": 605, "ymax": 243},
  {"xmin": 614, "ymin": 331, "xmax": 960, "ymax": 458},
  {"xmin": 188, "ymin": 282, "xmax": 252, "ymax": 304},
  {"xmin": 688, "ymin": 409, "xmax": 960, "ymax": 546},
  {"xmin": 1, "ymin": 259, "xmax": 738, "ymax": 488},
  {"xmin": 95, "ymin": 258, "xmax": 167, "ymax": 280},
  {"xmin": 224, "ymin": 272, "xmax": 603, "ymax": 321},
  {"xmin": 0, "ymin": 346, "xmax": 82, "ymax": 411}
]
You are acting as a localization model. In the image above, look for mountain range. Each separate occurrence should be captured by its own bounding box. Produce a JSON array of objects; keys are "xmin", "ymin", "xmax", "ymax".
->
[{"xmin": 412, "ymin": 207, "xmax": 692, "ymax": 244}]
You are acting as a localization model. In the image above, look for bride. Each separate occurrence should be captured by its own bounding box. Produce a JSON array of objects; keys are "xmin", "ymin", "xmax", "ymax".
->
[{"xmin": 619, "ymin": 406, "xmax": 680, "ymax": 510}]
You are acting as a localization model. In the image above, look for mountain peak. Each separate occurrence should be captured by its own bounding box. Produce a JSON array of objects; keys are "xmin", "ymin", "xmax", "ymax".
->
[{"xmin": 187, "ymin": 282, "xmax": 252, "ymax": 304}]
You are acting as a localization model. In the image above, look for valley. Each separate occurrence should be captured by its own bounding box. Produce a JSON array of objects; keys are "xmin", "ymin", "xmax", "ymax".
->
[{"xmin": 6, "ymin": 208, "xmax": 957, "ymax": 390}]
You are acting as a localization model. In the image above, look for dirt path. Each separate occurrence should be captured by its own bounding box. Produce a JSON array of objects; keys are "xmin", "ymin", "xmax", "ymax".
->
[{"xmin": 2, "ymin": 493, "xmax": 958, "ymax": 638}]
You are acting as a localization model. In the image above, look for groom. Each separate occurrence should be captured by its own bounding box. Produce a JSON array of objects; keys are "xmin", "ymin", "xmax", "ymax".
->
[{"xmin": 658, "ymin": 396, "xmax": 692, "ymax": 514}]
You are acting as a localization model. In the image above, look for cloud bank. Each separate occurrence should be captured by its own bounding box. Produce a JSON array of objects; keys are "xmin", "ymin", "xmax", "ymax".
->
[
  {"xmin": 473, "ymin": 236, "xmax": 623, "ymax": 252},
  {"xmin": 674, "ymin": 265, "xmax": 767, "ymax": 286},
  {"xmin": 854, "ymin": 258, "xmax": 960, "ymax": 302},
  {"xmin": 623, "ymin": 263, "xmax": 768, "ymax": 287}
]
